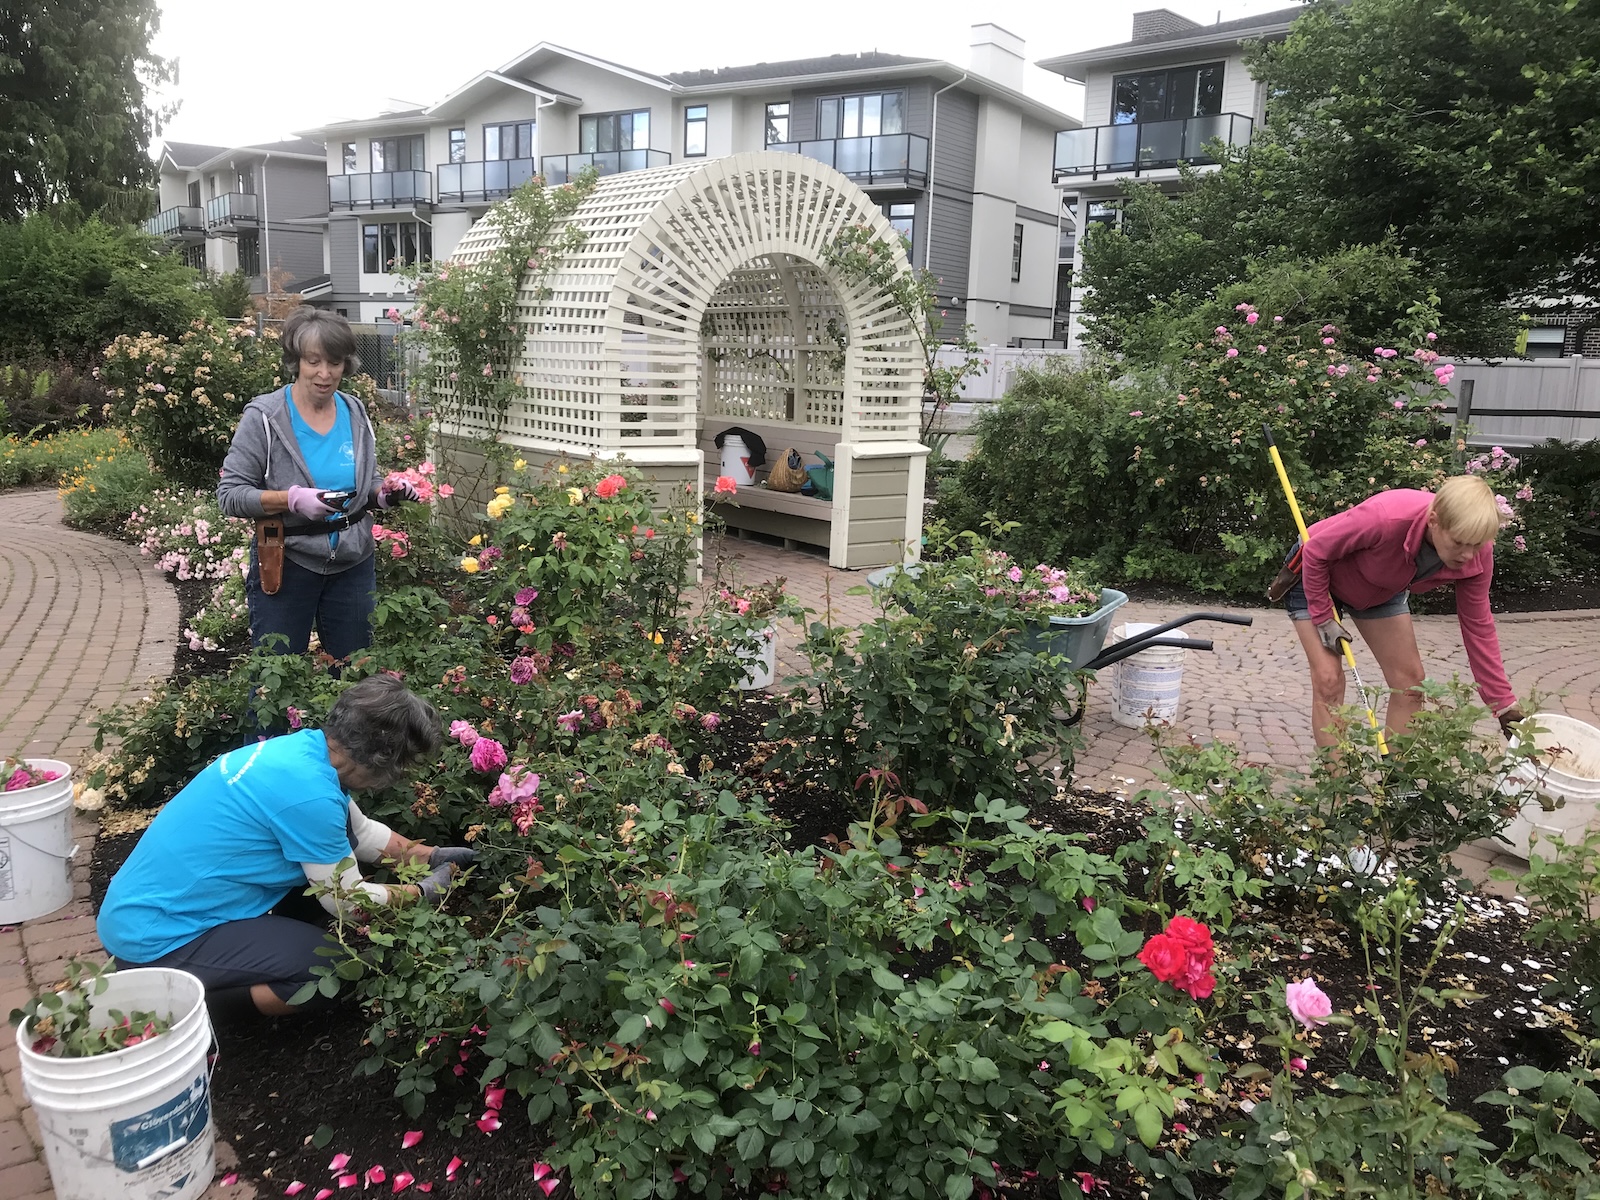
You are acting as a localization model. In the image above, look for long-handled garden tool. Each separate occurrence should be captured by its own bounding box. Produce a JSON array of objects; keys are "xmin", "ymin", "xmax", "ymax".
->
[{"xmin": 1262, "ymin": 425, "xmax": 1389, "ymax": 755}]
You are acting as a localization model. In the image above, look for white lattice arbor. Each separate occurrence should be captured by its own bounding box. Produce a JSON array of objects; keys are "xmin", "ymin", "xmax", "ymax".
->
[{"xmin": 441, "ymin": 152, "xmax": 927, "ymax": 568}]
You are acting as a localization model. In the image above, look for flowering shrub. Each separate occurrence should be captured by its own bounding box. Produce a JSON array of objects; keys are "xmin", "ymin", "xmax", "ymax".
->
[
  {"xmin": 0, "ymin": 426, "xmax": 128, "ymax": 490},
  {"xmin": 185, "ymin": 573, "xmax": 248, "ymax": 653},
  {"xmin": 1136, "ymin": 915, "xmax": 1216, "ymax": 1000},
  {"xmin": 125, "ymin": 488, "xmax": 252, "ymax": 582}
]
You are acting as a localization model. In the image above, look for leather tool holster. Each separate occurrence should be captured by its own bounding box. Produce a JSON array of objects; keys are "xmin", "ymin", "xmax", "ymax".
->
[{"xmin": 257, "ymin": 518, "xmax": 286, "ymax": 595}]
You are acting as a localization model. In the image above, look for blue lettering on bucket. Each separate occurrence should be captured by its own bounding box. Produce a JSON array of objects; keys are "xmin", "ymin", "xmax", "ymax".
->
[{"xmin": 109, "ymin": 1071, "xmax": 211, "ymax": 1172}]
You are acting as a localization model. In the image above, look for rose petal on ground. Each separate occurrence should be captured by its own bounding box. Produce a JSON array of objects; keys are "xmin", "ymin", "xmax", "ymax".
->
[
  {"xmin": 221, "ymin": 1173, "xmax": 239, "ymax": 1187},
  {"xmin": 532, "ymin": 1163, "xmax": 552, "ymax": 1181},
  {"xmin": 402, "ymin": 1131, "xmax": 424, "ymax": 1149},
  {"xmin": 337, "ymin": 1174, "xmax": 358, "ymax": 1189},
  {"xmin": 286, "ymin": 1184, "xmax": 307, "ymax": 1196},
  {"xmin": 366, "ymin": 1166, "xmax": 387, "ymax": 1185},
  {"xmin": 484, "ymin": 1086, "xmax": 506, "ymax": 1111},
  {"xmin": 446, "ymin": 1157, "xmax": 463, "ymax": 1181},
  {"xmin": 393, "ymin": 1172, "xmax": 414, "ymax": 1192},
  {"xmin": 315, "ymin": 1191, "xmax": 334, "ymax": 1200},
  {"xmin": 329, "ymin": 1154, "xmax": 351, "ymax": 1173},
  {"xmin": 538, "ymin": 1180, "xmax": 560, "ymax": 1198},
  {"xmin": 475, "ymin": 1112, "xmax": 501, "ymax": 1134}
]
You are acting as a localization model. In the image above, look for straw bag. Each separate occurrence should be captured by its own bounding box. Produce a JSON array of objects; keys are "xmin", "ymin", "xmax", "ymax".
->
[{"xmin": 767, "ymin": 448, "xmax": 809, "ymax": 493}]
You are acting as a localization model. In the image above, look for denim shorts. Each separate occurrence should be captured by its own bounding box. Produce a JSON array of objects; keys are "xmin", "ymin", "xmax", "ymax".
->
[{"xmin": 1284, "ymin": 577, "xmax": 1409, "ymax": 622}]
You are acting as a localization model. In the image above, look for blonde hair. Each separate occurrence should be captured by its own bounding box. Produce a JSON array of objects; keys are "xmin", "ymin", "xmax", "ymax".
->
[{"xmin": 1431, "ymin": 475, "xmax": 1503, "ymax": 543}]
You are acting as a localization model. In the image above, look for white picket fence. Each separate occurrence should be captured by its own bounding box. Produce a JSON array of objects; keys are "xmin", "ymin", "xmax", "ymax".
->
[
  {"xmin": 1445, "ymin": 356, "xmax": 1600, "ymax": 447},
  {"xmin": 931, "ymin": 344, "xmax": 1077, "ymax": 401}
]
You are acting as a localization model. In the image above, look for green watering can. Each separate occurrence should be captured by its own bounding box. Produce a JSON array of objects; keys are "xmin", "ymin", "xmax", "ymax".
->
[{"xmin": 805, "ymin": 452, "xmax": 834, "ymax": 501}]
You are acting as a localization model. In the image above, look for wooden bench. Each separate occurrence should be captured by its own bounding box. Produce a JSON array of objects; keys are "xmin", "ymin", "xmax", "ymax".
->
[{"xmin": 700, "ymin": 421, "xmax": 841, "ymax": 552}]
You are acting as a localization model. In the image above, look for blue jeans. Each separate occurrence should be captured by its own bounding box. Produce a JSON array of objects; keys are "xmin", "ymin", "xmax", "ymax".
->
[{"xmin": 245, "ymin": 552, "xmax": 376, "ymax": 660}]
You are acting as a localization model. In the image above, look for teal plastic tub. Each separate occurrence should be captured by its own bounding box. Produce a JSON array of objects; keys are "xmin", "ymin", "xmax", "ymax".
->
[{"xmin": 865, "ymin": 565, "xmax": 1127, "ymax": 672}]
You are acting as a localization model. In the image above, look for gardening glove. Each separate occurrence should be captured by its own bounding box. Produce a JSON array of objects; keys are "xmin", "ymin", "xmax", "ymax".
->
[
  {"xmin": 416, "ymin": 861, "xmax": 455, "ymax": 905},
  {"xmin": 285, "ymin": 484, "xmax": 336, "ymax": 520},
  {"xmin": 377, "ymin": 482, "xmax": 421, "ymax": 509},
  {"xmin": 428, "ymin": 845, "xmax": 477, "ymax": 868},
  {"xmin": 1314, "ymin": 617, "xmax": 1351, "ymax": 654},
  {"xmin": 1497, "ymin": 705, "xmax": 1526, "ymax": 740}
]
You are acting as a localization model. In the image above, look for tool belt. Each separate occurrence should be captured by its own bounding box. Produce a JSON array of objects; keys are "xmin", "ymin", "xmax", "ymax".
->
[
  {"xmin": 255, "ymin": 506, "xmax": 370, "ymax": 595},
  {"xmin": 1265, "ymin": 543, "xmax": 1303, "ymax": 603}
]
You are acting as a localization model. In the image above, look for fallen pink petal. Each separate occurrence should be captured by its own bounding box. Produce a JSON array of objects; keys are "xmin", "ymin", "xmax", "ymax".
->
[
  {"xmin": 476, "ymin": 1112, "xmax": 502, "ymax": 1134},
  {"xmin": 221, "ymin": 1173, "xmax": 239, "ymax": 1188},
  {"xmin": 366, "ymin": 1166, "xmax": 387, "ymax": 1185},
  {"xmin": 337, "ymin": 1174, "xmax": 358, "ymax": 1189},
  {"xmin": 538, "ymin": 1180, "xmax": 560, "ymax": 1198},
  {"xmin": 286, "ymin": 1183, "xmax": 307, "ymax": 1196},
  {"xmin": 402, "ymin": 1131, "xmax": 424, "ymax": 1149},
  {"xmin": 328, "ymin": 1153, "xmax": 351, "ymax": 1173},
  {"xmin": 532, "ymin": 1163, "xmax": 553, "ymax": 1181},
  {"xmin": 484, "ymin": 1086, "xmax": 506, "ymax": 1111},
  {"xmin": 393, "ymin": 1172, "xmax": 415, "ymax": 1193},
  {"xmin": 446, "ymin": 1157, "xmax": 464, "ymax": 1180},
  {"xmin": 315, "ymin": 1191, "xmax": 334, "ymax": 1200}
]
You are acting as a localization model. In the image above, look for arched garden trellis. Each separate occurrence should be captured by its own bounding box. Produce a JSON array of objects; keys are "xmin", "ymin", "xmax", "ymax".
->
[{"xmin": 438, "ymin": 151, "xmax": 927, "ymax": 569}]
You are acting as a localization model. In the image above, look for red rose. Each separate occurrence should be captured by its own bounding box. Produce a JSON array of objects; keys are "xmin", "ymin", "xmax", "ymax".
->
[
  {"xmin": 1165, "ymin": 916, "xmax": 1213, "ymax": 957},
  {"xmin": 1179, "ymin": 970, "xmax": 1216, "ymax": 1000},
  {"xmin": 1137, "ymin": 933, "xmax": 1188, "ymax": 983}
]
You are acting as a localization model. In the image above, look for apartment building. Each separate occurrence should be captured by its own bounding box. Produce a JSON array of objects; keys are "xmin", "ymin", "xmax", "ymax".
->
[
  {"xmin": 144, "ymin": 138, "xmax": 330, "ymax": 294},
  {"xmin": 303, "ymin": 27, "xmax": 1076, "ymax": 345},
  {"xmin": 1037, "ymin": 6, "xmax": 1303, "ymax": 347}
]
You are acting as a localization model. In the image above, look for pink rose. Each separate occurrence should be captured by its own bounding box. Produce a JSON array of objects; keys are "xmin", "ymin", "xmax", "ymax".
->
[
  {"xmin": 1285, "ymin": 978, "xmax": 1332, "ymax": 1029},
  {"xmin": 449, "ymin": 720, "xmax": 480, "ymax": 747},
  {"xmin": 469, "ymin": 737, "xmax": 508, "ymax": 773}
]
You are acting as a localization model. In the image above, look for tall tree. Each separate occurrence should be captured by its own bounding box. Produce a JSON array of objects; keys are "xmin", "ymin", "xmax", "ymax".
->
[
  {"xmin": 1249, "ymin": 0, "xmax": 1600, "ymax": 305},
  {"xmin": 0, "ymin": 0, "xmax": 172, "ymax": 221}
]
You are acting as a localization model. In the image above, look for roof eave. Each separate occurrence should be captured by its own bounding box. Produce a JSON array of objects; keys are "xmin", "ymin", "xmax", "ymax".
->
[{"xmin": 1036, "ymin": 19, "xmax": 1298, "ymax": 81}]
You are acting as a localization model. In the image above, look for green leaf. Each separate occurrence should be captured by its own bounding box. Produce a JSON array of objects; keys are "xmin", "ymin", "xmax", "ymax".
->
[
  {"xmin": 1504, "ymin": 1065, "xmax": 1547, "ymax": 1089},
  {"xmin": 692, "ymin": 1123, "xmax": 718, "ymax": 1154},
  {"xmin": 945, "ymin": 1172, "xmax": 974, "ymax": 1200},
  {"xmin": 615, "ymin": 1013, "xmax": 647, "ymax": 1044},
  {"xmin": 681, "ymin": 1030, "xmax": 708, "ymax": 1065},
  {"xmin": 1133, "ymin": 1101, "xmax": 1163, "ymax": 1147},
  {"xmin": 735, "ymin": 1126, "xmax": 765, "ymax": 1162},
  {"xmin": 311, "ymin": 1124, "xmax": 335, "ymax": 1149},
  {"xmin": 871, "ymin": 966, "xmax": 906, "ymax": 992}
]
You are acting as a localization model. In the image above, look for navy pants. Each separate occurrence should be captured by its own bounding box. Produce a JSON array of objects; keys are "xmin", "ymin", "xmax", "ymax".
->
[{"xmin": 245, "ymin": 552, "xmax": 376, "ymax": 660}]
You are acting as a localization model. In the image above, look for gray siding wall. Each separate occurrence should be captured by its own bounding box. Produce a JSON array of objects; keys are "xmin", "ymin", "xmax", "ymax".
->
[
  {"xmin": 261, "ymin": 161, "xmax": 329, "ymax": 287},
  {"xmin": 925, "ymin": 88, "xmax": 976, "ymax": 314},
  {"xmin": 931, "ymin": 89, "xmax": 977, "ymax": 195},
  {"xmin": 329, "ymin": 217, "xmax": 362, "ymax": 297}
]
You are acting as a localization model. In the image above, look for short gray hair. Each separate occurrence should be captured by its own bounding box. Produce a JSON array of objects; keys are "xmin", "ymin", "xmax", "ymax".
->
[
  {"xmin": 280, "ymin": 307, "xmax": 360, "ymax": 380},
  {"xmin": 324, "ymin": 676, "xmax": 440, "ymax": 784}
]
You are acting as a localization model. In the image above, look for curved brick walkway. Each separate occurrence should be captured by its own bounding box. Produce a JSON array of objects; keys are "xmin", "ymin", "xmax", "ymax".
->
[{"xmin": 0, "ymin": 488, "xmax": 177, "ymax": 1200}]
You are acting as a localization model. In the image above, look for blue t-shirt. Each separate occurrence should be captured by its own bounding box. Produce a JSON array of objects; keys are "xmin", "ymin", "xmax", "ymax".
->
[
  {"xmin": 288, "ymin": 387, "xmax": 357, "ymax": 549},
  {"xmin": 97, "ymin": 731, "xmax": 354, "ymax": 963}
]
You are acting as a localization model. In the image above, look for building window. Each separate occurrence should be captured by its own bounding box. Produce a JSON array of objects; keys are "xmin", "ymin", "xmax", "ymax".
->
[
  {"xmin": 484, "ymin": 121, "xmax": 534, "ymax": 161},
  {"xmin": 362, "ymin": 220, "xmax": 432, "ymax": 273},
  {"xmin": 580, "ymin": 109, "xmax": 650, "ymax": 153},
  {"xmin": 238, "ymin": 231, "xmax": 261, "ymax": 276},
  {"xmin": 1112, "ymin": 62, "xmax": 1223, "ymax": 124},
  {"xmin": 449, "ymin": 128, "xmax": 466, "ymax": 164},
  {"xmin": 342, "ymin": 143, "xmax": 357, "ymax": 174},
  {"xmin": 187, "ymin": 180, "xmax": 201, "ymax": 207},
  {"xmin": 1524, "ymin": 327, "xmax": 1566, "ymax": 360},
  {"xmin": 182, "ymin": 244, "xmax": 205, "ymax": 271},
  {"xmin": 370, "ymin": 135, "xmax": 425, "ymax": 173},
  {"xmin": 1086, "ymin": 200, "xmax": 1124, "ymax": 229},
  {"xmin": 237, "ymin": 166, "xmax": 255, "ymax": 195},
  {"xmin": 684, "ymin": 105, "xmax": 708, "ymax": 157},
  {"xmin": 1011, "ymin": 224, "xmax": 1024, "ymax": 282},
  {"xmin": 818, "ymin": 92, "xmax": 905, "ymax": 139},
  {"xmin": 882, "ymin": 201, "xmax": 914, "ymax": 243},
  {"xmin": 765, "ymin": 102, "xmax": 789, "ymax": 145}
]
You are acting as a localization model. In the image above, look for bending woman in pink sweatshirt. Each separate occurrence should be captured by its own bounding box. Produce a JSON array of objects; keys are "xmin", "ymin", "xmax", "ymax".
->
[{"xmin": 1283, "ymin": 476, "xmax": 1523, "ymax": 746}]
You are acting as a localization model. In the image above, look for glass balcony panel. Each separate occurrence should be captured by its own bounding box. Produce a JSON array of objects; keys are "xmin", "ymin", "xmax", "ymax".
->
[
  {"xmin": 1098, "ymin": 125, "xmax": 1141, "ymax": 171},
  {"xmin": 871, "ymin": 135, "xmax": 909, "ymax": 175},
  {"xmin": 835, "ymin": 138, "xmax": 871, "ymax": 177},
  {"xmin": 1138, "ymin": 118, "xmax": 1185, "ymax": 166},
  {"xmin": 143, "ymin": 206, "xmax": 205, "ymax": 238},
  {"xmin": 327, "ymin": 171, "xmax": 432, "ymax": 208},
  {"xmin": 538, "ymin": 150, "xmax": 671, "ymax": 186},
  {"xmin": 798, "ymin": 141, "xmax": 836, "ymax": 170},
  {"xmin": 1054, "ymin": 128, "xmax": 1098, "ymax": 174}
]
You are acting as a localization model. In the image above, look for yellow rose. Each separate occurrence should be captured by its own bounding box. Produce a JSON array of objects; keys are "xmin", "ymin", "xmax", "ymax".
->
[
  {"xmin": 494, "ymin": 485, "xmax": 510, "ymax": 495},
  {"xmin": 566, "ymin": 487, "xmax": 584, "ymax": 505},
  {"xmin": 486, "ymin": 494, "xmax": 514, "ymax": 519},
  {"xmin": 514, "ymin": 458, "xmax": 527, "ymax": 470},
  {"xmin": 459, "ymin": 556, "xmax": 480, "ymax": 574},
  {"xmin": 557, "ymin": 464, "xmax": 568, "ymax": 474},
  {"xmin": 469, "ymin": 534, "xmax": 482, "ymax": 546}
]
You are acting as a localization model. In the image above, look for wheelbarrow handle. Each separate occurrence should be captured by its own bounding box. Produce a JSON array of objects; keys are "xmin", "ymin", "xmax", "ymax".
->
[{"xmin": 1083, "ymin": 636, "xmax": 1213, "ymax": 672}]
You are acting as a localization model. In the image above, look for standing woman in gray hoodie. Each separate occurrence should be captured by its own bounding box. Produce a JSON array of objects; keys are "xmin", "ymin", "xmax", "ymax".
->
[{"xmin": 218, "ymin": 307, "xmax": 417, "ymax": 659}]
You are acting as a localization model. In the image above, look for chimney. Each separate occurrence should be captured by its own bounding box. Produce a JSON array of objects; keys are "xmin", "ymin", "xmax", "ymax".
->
[
  {"xmin": 969, "ymin": 23, "xmax": 1025, "ymax": 90},
  {"xmin": 1131, "ymin": 9, "xmax": 1203, "ymax": 40}
]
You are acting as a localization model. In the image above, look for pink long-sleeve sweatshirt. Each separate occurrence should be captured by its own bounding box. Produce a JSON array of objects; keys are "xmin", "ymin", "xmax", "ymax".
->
[{"xmin": 1299, "ymin": 488, "xmax": 1516, "ymax": 714}]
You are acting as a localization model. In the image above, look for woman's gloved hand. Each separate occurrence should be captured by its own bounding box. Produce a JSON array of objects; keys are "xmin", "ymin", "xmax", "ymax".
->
[
  {"xmin": 428, "ymin": 846, "xmax": 477, "ymax": 868},
  {"xmin": 1314, "ymin": 618, "xmax": 1351, "ymax": 654},
  {"xmin": 378, "ymin": 482, "xmax": 421, "ymax": 509},
  {"xmin": 286, "ymin": 485, "xmax": 336, "ymax": 520},
  {"xmin": 1497, "ymin": 705, "xmax": 1526, "ymax": 739},
  {"xmin": 416, "ymin": 861, "xmax": 455, "ymax": 904}
]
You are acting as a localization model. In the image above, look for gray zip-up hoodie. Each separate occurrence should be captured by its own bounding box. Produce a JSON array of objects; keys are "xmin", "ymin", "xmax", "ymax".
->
[{"xmin": 217, "ymin": 387, "xmax": 379, "ymax": 575}]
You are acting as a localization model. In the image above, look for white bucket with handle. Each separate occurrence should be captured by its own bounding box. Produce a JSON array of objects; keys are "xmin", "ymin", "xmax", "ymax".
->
[
  {"xmin": 19, "ymin": 967, "xmax": 216, "ymax": 1200},
  {"xmin": 1110, "ymin": 623, "xmax": 1186, "ymax": 728},
  {"xmin": 719, "ymin": 435, "xmax": 757, "ymax": 486},
  {"xmin": 0, "ymin": 759, "xmax": 76, "ymax": 923},
  {"xmin": 1495, "ymin": 712, "xmax": 1600, "ymax": 860}
]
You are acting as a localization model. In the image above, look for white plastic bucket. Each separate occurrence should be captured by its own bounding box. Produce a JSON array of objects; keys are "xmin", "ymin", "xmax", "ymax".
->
[
  {"xmin": 20, "ymin": 968, "xmax": 216, "ymax": 1200},
  {"xmin": 737, "ymin": 625, "xmax": 777, "ymax": 691},
  {"xmin": 1110, "ymin": 623, "xmax": 1186, "ymax": 728},
  {"xmin": 719, "ymin": 435, "xmax": 757, "ymax": 486},
  {"xmin": 0, "ymin": 758, "xmax": 75, "ymax": 924},
  {"xmin": 1495, "ymin": 712, "xmax": 1600, "ymax": 860}
]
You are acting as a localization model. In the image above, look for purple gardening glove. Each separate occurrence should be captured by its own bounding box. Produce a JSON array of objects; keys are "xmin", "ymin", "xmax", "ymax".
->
[
  {"xmin": 377, "ymin": 482, "xmax": 421, "ymax": 510},
  {"xmin": 285, "ymin": 485, "xmax": 336, "ymax": 520}
]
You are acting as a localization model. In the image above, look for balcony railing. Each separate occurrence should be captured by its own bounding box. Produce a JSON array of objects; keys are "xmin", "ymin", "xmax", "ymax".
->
[
  {"xmin": 436, "ymin": 159, "xmax": 538, "ymax": 204},
  {"xmin": 769, "ymin": 134, "xmax": 930, "ymax": 188},
  {"xmin": 539, "ymin": 149, "xmax": 671, "ymax": 186},
  {"xmin": 328, "ymin": 171, "xmax": 433, "ymax": 210},
  {"xmin": 1053, "ymin": 113, "xmax": 1253, "ymax": 179},
  {"xmin": 205, "ymin": 192, "xmax": 259, "ymax": 228},
  {"xmin": 143, "ymin": 206, "xmax": 205, "ymax": 240}
]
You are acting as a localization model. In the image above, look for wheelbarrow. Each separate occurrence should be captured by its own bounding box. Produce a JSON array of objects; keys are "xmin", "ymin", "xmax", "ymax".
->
[{"xmin": 1057, "ymin": 611, "xmax": 1255, "ymax": 726}]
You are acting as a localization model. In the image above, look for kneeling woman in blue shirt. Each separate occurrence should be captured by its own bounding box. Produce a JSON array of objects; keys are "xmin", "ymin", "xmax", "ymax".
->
[{"xmin": 98, "ymin": 676, "xmax": 473, "ymax": 1019}]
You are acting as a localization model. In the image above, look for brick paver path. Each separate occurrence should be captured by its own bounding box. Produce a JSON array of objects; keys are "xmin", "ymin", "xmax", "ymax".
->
[{"xmin": 1, "ymin": 494, "xmax": 1595, "ymax": 1199}]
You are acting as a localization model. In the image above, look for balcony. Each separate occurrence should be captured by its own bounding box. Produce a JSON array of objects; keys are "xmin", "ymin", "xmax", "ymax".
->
[
  {"xmin": 539, "ymin": 149, "xmax": 671, "ymax": 186},
  {"xmin": 205, "ymin": 192, "xmax": 259, "ymax": 229},
  {"xmin": 436, "ymin": 159, "xmax": 537, "ymax": 204},
  {"xmin": 143, "ymin": 206, "xmax": 205, "ymax": 241},
  {"xmin": 770, "ymin": 134, "xmax": 929, "ymax": 188},
  {"xmin": 328, "ymin": 171, "xmax": 433, "ymax": 210},
  {"xmin": 1053, "ymin": 113, "xmax": 1253, "ymax": 181}
]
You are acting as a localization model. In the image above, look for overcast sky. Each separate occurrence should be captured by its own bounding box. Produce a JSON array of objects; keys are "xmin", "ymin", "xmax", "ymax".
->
[{"xmin": 148, "ymin": 0, "xmax": 1302, "ymax": 149}]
